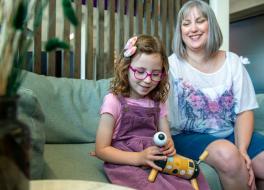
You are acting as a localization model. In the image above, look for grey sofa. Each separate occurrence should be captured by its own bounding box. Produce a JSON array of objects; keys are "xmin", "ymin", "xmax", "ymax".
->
[{"xmin": 19, "ymin": 71, "xmax": 264, "ymax": 190}]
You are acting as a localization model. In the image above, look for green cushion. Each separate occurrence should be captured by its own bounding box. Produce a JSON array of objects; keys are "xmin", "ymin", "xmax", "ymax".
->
[
  {"xmin": 200, "ymin": 163, "xmax": 222, "ymax": 190},
  {"xmin": 43, "ymin": 143, "xmax": 222, "ymax": 190},
  {"xmin": 20, "ymin": 71, "xmax": 110, "ymax": 143},
  {"xmin": 18, "ymin": 88, "xmax": 45, "ymax": 179},
  {"xmin": 255, "ymin": 94, "xmax": 264, "ymax": 134},
  {"xmin": 43, "ymin": 143, "xmax": 108, "ymax": 182}
]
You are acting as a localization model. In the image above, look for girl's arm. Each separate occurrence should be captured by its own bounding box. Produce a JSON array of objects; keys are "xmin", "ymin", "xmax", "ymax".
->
[
  {"xmin": 95, "ymin": 113, "xmax": 167, "ymax": 170},
  {"xmin": 158, "ymin": 116, "xmax": 176, "ymax": 156}
]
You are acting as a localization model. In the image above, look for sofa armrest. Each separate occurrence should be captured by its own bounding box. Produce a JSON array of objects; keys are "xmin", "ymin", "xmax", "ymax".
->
[{"xmin": 18, "ymin": 88, "xmax": 46, "ymax": 179}]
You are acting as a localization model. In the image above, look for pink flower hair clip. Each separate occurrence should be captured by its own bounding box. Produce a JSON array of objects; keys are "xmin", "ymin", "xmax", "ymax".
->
[{"xmin": 124, "ymin": 36, "xmax": 137, "ymax": 58}]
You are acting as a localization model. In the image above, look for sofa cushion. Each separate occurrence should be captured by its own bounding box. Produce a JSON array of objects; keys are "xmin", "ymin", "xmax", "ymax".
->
[
  {"xmin": 43, "ymin": 143, "xmax": 221, "ymax": 190},
  {"xmin": 20, "ymin": 71, "xmax": 110, "ymax": 143},
  {"xmin": 18, "ymin": 88, "xmax": 45, "ymax": 179},
  {"xmin": 200, "ymin": 163, "xmax": 222, "ymax": 190},
  {"xmin": 42, "ymin": 143, "xmax": 108, "ymax": 182},
  {"xmin": 255, "ymin": 94, "xmax": 264, "ymax": 133}
]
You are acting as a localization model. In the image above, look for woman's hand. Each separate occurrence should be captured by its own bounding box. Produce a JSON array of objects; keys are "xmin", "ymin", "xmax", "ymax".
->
[
  {"xmin": 239, "ymin": 150, "xmax": 256, "ymax": 190},
  {"xmin": 139, "ymin": 146, "xmax": 167, "ymax": 171},
  {"xmin": 160, "ymin": 138, "xmax": 176, "ymax": 157}
]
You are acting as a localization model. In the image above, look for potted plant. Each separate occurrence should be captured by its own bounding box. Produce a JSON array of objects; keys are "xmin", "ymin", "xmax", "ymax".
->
[{"xmin": 0, "ymin": 0, "xmax": 78, "ymax": 189}]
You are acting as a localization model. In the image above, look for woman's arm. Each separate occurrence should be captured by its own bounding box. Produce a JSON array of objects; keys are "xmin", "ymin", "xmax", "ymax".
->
[
  {"xmin": 95, "ymin": 113, "xmax": 166, "ymax": 170},
  {"xmin": 234, "ymin": 110, "xmax": 254, "ymax": 153},
  {"xmin": 234, "ymin": 110, "xmax": 256, "ymax": 188}
]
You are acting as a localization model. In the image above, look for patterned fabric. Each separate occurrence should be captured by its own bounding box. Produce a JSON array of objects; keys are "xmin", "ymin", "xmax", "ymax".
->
[
  {"xmin": 174, "ymin": 77, "xmax": 236, "ymax": 135},
  {"xmin": 168, "ymin": 52, "xmax": 258, "ymax": 137}
]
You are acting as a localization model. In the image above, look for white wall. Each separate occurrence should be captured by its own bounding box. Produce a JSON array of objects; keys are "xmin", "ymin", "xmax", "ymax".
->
[
  {"xmin": 210, "ymin": 0, "xmax": 229, "ymax": 51},
  {"xmin": 230, "ymin": 0, "xmax": 264, "ymax": 14}
]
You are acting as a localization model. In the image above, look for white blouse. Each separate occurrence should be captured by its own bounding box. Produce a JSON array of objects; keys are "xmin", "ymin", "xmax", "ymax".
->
[{"xmin": 168, "ymin": 51, "xmax": 258, "ymax": 137}]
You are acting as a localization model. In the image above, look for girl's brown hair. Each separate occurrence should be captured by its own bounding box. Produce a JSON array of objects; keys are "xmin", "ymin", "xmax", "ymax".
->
[{"xmin": 110, "ymin": 34, "xmax": 169, "ymax": 103}]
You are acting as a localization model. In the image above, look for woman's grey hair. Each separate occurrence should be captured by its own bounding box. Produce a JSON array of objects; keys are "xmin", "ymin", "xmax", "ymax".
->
[{"xmin": 172, "ymin": 0, "xmax": 223, "ymax": 59}]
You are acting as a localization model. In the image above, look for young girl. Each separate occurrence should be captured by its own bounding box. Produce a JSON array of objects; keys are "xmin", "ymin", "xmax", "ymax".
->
[{"xmin": 95, "ymin": 35, "xmax": 209, "ymax": 190}]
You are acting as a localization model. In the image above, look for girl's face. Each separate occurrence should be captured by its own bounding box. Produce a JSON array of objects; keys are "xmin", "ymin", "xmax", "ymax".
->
[
  {"xmin": 181, "ymin": 7, "xmax": 209, "ymax": 53},
  {"xmin": 128, "ymin": 53, "xmax": 163, "ymax": 99}
]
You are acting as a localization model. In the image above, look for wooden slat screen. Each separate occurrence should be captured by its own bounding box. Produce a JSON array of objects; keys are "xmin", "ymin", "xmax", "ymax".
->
[
  {"xmin": 74, "ymin": 0, "xmax": 82, "ymax": 78},
  {"xmin": 86, "ymin": 0, "xmax": 94, "ymax": 79},
  {"xmin": 62, "ymin": 11, "xmax": 71, "ymax": 77},
  {"xmin": 107, "ymin": 0, "xmax": 116, "ymax": 79},
  {"xmin": 31, "ymin": 0, "xmax": 207, "ymax": 80},
  {"xmin": 33, "ymin": 0, "xmax": 42, "ymax": 74},
  {"xmin": 47, "ymin": 0, "xmax": 56, "ymax": 76}
]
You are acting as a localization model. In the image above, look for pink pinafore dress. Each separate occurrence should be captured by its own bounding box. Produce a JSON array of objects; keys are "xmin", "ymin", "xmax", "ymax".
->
[{"xmin": 104, "ymin": 96, "xmax": 210, "ymax": 190}]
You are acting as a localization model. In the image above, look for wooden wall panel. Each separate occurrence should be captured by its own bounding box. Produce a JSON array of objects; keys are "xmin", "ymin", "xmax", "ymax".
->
[
  {"xmin": 137, "ymin": 1, "xmax": 143, "ymax": 35},
  {"xmin": 47, "ymin": 0, "xmax": 56, "ymax": 76},
  {"xmin": 153, "ymin": 0, "xmax": 159, "ymax": 38},
  {"xmin": 63, "ymin": 12, "xmax": 71, "ymax": 77},
  {"xmin": 161, "ymin": 0, "xmax": 168, "ymax": 54},
  {"xmin": 31, "ymin": 0, "xmax": 185, "ymax": 80},
  {"xmin": 106, "ymin": 0, "xmax": 116, "ymax": 78},
  {"xmin": 168, "ymin": 0, "xmax": 175, "ymax": 53},
  {"xmin": 128, "ymin": 0, "xmax": 135, "ymax": 38},
  {"xmin": 118, "ymin": 0, "xmax": 125, "ymax": 54},
  {"xmin": 145, "ymin": 0, "xmax": 151, "ymax": 34},
  {"xmin": 96, "ymin": 0, "xmax": 105, "ymax": 79},
  {"xmin": 86, "ymin": 0, "xmax": 94, "ymax": 79},
  {"xmin": 74, "ymin": 0, "xmax": 82, "ymax": 78},
  {"xmin": 33, "ymin": 0, "xmax": 42, "ymax": 74}
]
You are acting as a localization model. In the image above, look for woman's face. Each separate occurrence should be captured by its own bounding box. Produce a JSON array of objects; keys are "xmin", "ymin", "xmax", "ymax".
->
[{"xmin": 181, "ymin": 7, "xmax": 209, "ymax": 53}]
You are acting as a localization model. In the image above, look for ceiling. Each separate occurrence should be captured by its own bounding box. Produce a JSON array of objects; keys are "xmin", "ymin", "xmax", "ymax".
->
[{"xmin": 230, "ymin": 0, "xmax": 264, "ymax": 22}]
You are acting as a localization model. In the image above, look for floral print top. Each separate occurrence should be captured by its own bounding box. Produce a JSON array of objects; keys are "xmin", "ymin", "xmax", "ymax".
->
[{"xmin": 168, "ymin": 52, "xmax": 258, "ymax": 138}]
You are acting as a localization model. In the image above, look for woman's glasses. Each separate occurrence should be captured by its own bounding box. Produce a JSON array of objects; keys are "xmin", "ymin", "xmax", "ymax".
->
[{"xmin": 129, "ymin": 65, "xmax": 163, "ymax": 82}]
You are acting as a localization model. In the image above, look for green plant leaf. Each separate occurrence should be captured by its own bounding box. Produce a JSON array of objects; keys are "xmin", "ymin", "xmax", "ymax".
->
[
  {"xmin": 45, "ymin": 37, "xmax": 70, "ymax": 52},
  {"xmin": 62, "ymin": 0, "xmax": 78, "ymax": 26},
  {"xmin": 6, "ymin": 58, "xmax": 25, "ymax": 97},
  {"xmin": 13, "ymin": 0, "xmax": 28, "ymax": 30},
  {"xmin": 3, "ymin": 0, "xmax": 78, "ymax": 97}
]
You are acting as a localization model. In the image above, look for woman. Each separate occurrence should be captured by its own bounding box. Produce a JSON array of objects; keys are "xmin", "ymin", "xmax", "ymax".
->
[{"xmin": 168, "ymin": 0, "xmax": 264, "ymax": 189}]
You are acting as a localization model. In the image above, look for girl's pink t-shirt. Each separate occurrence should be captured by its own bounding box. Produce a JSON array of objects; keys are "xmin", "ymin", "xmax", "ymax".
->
[{"xmin": 100, "ymin": 93, "xmax": 168, "ymax": 139}]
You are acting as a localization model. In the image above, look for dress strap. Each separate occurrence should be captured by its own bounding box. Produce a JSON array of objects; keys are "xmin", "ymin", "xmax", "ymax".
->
[
  {"xmin": 117, "ymin": 94, "xmax": 127, "ymax": 106},
  {"xmin": 154, "ymin": 101, "xmax": 160, "ymax": 109}
]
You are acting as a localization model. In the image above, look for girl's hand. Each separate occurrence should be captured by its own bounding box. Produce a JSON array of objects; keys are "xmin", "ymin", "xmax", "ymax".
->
[
  {"xmin": 239, "ymin": 150, "xmax": 256, "ymax": 190},
  {"xmin": 89, "ymin": 151, "xmax": 96, "ymax": 157},
  {"xmin": 139, "ymin": 146, "xmax": 167, "ymax": 171},
  {"xmin": 160, "ymin": 138, "xmax": 176, "ymax": 157}
]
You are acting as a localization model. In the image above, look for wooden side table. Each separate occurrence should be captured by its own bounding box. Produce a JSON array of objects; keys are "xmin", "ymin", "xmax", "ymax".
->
[{"xmin": 30, "ymin": 180, "xmax": 135, "ymax": 190}]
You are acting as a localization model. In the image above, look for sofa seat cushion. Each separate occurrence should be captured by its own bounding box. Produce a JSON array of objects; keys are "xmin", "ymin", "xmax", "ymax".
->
[
  {"xmin": 43, "ymin": 143, "xmax": 108, "ymax": 182},
  {"xmin": 43, "ymin": 143, "xmax": 221, "ymax": 190},
  {"xmin": 255, "ymin": 94, "xmax": 264, "ymax": 133},
  {"xmin": 199, "ymin": 163, "xmax": 221, "ymax": 190}
]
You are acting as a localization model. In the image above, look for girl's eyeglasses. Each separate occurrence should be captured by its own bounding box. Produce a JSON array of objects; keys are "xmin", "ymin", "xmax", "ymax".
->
[{"xmin": 129, "ymin": 66, "xmax": 163, "ymax": 82}]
